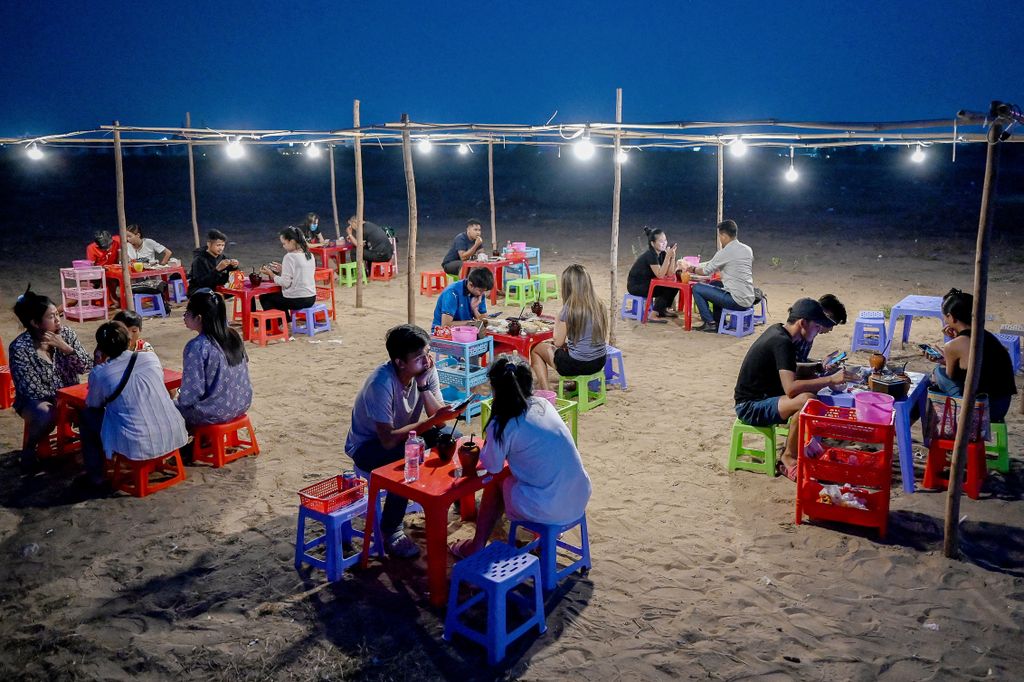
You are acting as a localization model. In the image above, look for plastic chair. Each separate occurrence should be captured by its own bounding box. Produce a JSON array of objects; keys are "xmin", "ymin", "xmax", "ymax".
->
[
  {"xmin": 420, "ymin": 271, "xmax": 448, "ymax": 296},
  {"xmin": 620, "ymin": 294, "xmax": 649, "ymax": 322},
  {"xmin": 531, "ymin": 273, "xmax": 560, "ymax": 301},
  {"xmin": 752, "ymin": 297, "xmax": 768, "ymax": 325},
  {"xmin": 504, "ymin": 278, "xmax": 537, "ymax": 306},
  {"xmin": 133, "ymin": 293, "xmax": 167, "ymax": 318},
  {"xmin": 109, "ymin": 450, "xmax": 186, "ymax": 497},
  {"xmin": 507, "ymin": 514, "xmax": 591, "ymax": 592},
  {"xmin": 727, "ymin": 419, "xmax": 786, "ymax": 475},
  {"xmin": 291, "ymin": 303, "xmax": 332, "ymax": 337},
  {"xmin": 313, "ymin": 268, "xmax": 336, "ymax": 320},
  {"xmin": 718, "ymin": 308, "xmax": 755, "ymax": 338},
  {"xmin": 337, "ymin": 261, "xmax": 366, "ymax": 287},
  {"xmin": 851, "ymin": 311, "xmax": 888, "ymax": 353},
  {"xmin": 604, "ymin": 346, "xmax": 627, "ymax": 390},
  {"xmin": 446, "ymin": 274, "xmax": 459, "ymax": 285},
  {"xmin": 295, "ymin": 496, "xmax": 378, "ymax": 581},
  {"xmin": 369, "ymin": 261, "xmax": 395, "ymax": 281},
  {"xmin": 250, "ymin": 310, "xmax": 289, "ymax": 346},
  {"xmin": 995, "ymin": 333, "xmax": 1021, "ymax": 373},
  {"xmin": 986, "ymin": 422, "xmax": 1010, "ymax": 474},
  {"xmin": 924, "ymin": 438, "xmax": 987, "ymax": 499},
  {"xmin": 0, "ymin": 365, "xmax": 13, "ymax": 410},
  {"xmin": 168, "ymin": 279, "xmax": 187, "ymax": 303},
  {"xmin": 192, "ymin": 414, "xmax": 260, "ymax": 468},
  {"xmin": 443, "ymin": 542, "xmax": 546, "ymax": 665},
  {"xmin": 557, "ymin": 370, "xmax": 606, "ymax": 413}
]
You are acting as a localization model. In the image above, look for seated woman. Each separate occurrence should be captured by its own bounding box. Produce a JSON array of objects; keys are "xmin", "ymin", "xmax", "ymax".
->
[
  {"xmin": 78, "ymin": 322, "xmax": 188, "ymax": 490},
  {"xmin": 9, "ymin": 287, "xmax": 93, "ymax": 471},
  {"xmin": 626, "ymin": 226, "xmax": 678, "ymax": 319},
  {"xmin": 175, "ymin": 290, "xmax": 253, "ymax": 430},
  {"xmin": 450, "ymin": 356, "xmax": 592, "ymax": 558},
  {"xmin": 530, "ymin": 264, "xmax": 608, "ymax": 391},
  {"xmin": 259, "ymin": 226, "xmax": 317, "ymax": 321},
  {"xmin": 300, "ymin": 212, "xmax": 324, "ymax": 244},
  {"xmin": 926, "ymin": 287, "xmax": 1017, "ymax": 422}
]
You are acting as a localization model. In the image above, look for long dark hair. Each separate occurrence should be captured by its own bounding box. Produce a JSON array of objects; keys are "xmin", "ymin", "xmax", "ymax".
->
[
  {"xmin": 13, "ymin": 285, "xmax": 54, "ymax": 336},
  {"xmin": 487, "ymin": 356, "xmax": 534, "ymax": 444},
  {"xmin": 281, "ymin": 226, "xmax": 312, "ymax": 261},
  {"xmin": 186, "ymin": 291, "xmax": 246, "ymax": 366}
]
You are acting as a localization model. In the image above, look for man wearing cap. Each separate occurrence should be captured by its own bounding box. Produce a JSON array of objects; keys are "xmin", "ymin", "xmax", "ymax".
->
[{"xmin": 733, "ymin": 298, "xmax": 854, "ymax": 480}]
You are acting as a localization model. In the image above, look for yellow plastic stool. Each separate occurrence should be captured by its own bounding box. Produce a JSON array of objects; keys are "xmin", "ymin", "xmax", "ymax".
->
[
  {"xmin": 557, "ymin": 371, "xmax": 606, "ymax": 413},
  {"xmin": 986, "ymin": 422, "xmax": 1010, "ymax": 473},
  {"xmin": 727, "ymin": 419, "xmax": 787, "ymax": 475},
  {"xmin": 531, "ymin": 273, "xmax": 560, "ymax": 301},
  {"xmin": 337, "ymin": 261, "xmax": 366, "ymax": 287}
]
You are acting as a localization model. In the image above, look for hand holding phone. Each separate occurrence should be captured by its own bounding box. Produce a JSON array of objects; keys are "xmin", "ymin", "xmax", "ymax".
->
[{"xmin": 919, "ymin": 343, "xmax": 944, "ymax": 362}]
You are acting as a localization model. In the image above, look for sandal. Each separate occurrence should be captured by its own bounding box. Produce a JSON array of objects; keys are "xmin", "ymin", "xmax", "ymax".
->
[
  {"xmin": 449, "ymin": 538, "xmax": 477, "ymax": 560},
  {"xmin": 776, "ymin": 461, "xmax": 798, "ymax": 482}
]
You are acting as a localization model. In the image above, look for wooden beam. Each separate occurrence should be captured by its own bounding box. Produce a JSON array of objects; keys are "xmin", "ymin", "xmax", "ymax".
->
[
  {"xmin": 716, "ymin": 142, "xmax": 724, "ymax": 250},
  {"xmin": 609, "ymin": 88, "xmax": 623, "ymax": 347},
  {"xmin": 401, "ymin": 114, "xmax": 418, "ymax": 325},
  {"xmin": 186, "ymin": 112, "xmax": 199, "ymax": 249},
  {"xmin": 354, "ymin": 100, "xmax": 366, "ymax": 308},
  {"xmin": 329, "ymin": 144, "xmax": 341, "ymax": 241},
  {"xmin": 488, "ymin": 137, "xmax": 497, "ymax": 252},
  {"xmin": 112, "ymin": 121, "xmax": 133, "ymax": 311}
]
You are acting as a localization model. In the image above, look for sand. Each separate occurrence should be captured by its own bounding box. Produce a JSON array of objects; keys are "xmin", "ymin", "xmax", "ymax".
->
[{"xmin": 1, "ymin": 216, "xmax": 1023, "ymax": 681}]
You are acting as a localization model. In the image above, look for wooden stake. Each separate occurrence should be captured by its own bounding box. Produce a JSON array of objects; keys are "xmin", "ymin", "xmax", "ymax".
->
[
  {"xmin": 609, "ymin": 88, "xmax": 623, "ymax": 347},
  {"xmin": 354, "ymin": 100, "xmax": 366, "ymax": 309},
  {"xmin": 401, "ymin": 114, "xmax": 418, "ymax": 324},
  {"xmin": 113, "ymin": 121, "xmax": 134, "ymax": 312},
  {"xmin": 186, "ymin": 112, "xmax": 199, "ymax": 249},
  {"xmin": 943, "ymin": 120, "xmax": 1004, "ymax": 558},
  {"xmin": 488, "ymin": 137, "xmax": 497, "ymax": 251},
  {"xmin": 716, "ymin": 142, "xmax": 724, "ymax": 250},
  {"xmin": 329, "ymin": 144, "xmax": 341, "ymax": 241}
]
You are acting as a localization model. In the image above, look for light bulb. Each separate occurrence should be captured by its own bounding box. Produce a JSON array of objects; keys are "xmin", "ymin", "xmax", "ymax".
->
[
  {"xmin": 692, "ymin": 146, "xmax": 701, "ymax": 152},
  {"xmin": 418, "ymin": 138, "xmax": 432, "ymax": 153},
  {"xmin": 226, "ymin": 139, "xmax": 245, "ymax": 159},
  {"xmin": 306, "ymin": 143, "xmax": 321, "ymax": 159},
  {"xmin": 729, "ymin": 140, "xmax": 747, "ymax": 157},
  {"xmin": 574, "ymin": 139, "xmax": 595, "ymax": 160},
  {"xmin": 785, "ymin": 166, "xmax": 798, "ymax": 182},
  {"xmin": 616, "ymin": 149, "xmax": 628, "ymax": 164},
  {"xmin": 26, "ymin": 144, "xmax": 43, "ymax": 160},
  {"xmin": 457, "ymin": 143, "xmax": 469, "ymax": 155},
  {"xmin": 911, "ymin": 146, "xmax": 925, "ymax": 163}
]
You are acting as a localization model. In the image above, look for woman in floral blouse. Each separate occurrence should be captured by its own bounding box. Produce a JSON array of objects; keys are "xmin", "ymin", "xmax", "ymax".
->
[{"xmin": 9, "ymin": 288, "xmax": 92, "ymax": 471}]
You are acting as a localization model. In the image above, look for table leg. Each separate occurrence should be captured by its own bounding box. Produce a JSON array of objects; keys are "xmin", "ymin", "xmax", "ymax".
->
[
  {"xmin": 681, "ymin": 285, "xmax": 693, "ymax": 331},
  {"xmin": 360, "ymin": 478, "xmax": 382, "ymax": 569},
  {"xmin": 885, "ymin": 314, "xmax": 899, "ymax": 358},
  {"xmin": 240, "ymin": 293, "xmax": 253, "ymax": 341},
  {"xmin": 917, "ymin": 383, "xmax": 931, "ymax": 447},
  {"xmin": 425, "ymin": 503, "xmax": 450, "ymax": 607},
  {"xmin": 490, "ymin": 265, "xmax": 499, "ymax": 306},
  {"xmin": 901, "ymin": 315, "xmax": 913, "ymax": 346},
  {"xmin": 894, "ymin": 402, "xmax": 916, "ymax": 493},
  {"xmin": 642, "ymin": 280, "xmax": 656, "ymax": 323}
]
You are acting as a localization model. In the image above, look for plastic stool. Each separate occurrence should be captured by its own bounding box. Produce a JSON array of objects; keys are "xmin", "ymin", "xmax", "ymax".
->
[
  {"xmin": 133, "ymin": 293, "xmax": 167, "ymax": 318},
  {"xmin": 292, "ymin": 303, "xmax": 332, "ymax": 337},
  {"xmin": 369, "ymin": 261, "xmax": 395, "ymax": 281},
  {"xmin": 110, "ymin": 450, "xmax": 186, "ymax": 497},
  {"xmin": 752, "ymin": 297, "xmax": 768, "ymax": 325},
  {"xmin": 994, "ymin": 333, "xmax": 1021, "ymax": 373},
  {"xmin": 728, "ymin": 419, "xmax": 783, "ymax": 475},
  {"xmin": 604, "ymin": 346, "xmax": 627, "ymax": 390},
  {"xmin": 443, "ymin": 542, "xmax": 546, "ymax": 665},
  {"xmin": 852, "ymin": 311, "xmax": 888, "ymax": 353},
  {"xmin": 420, "ymin": 271, "xmax": 448, "ymax": 296},
  {"xmin": 504, "ymin": 278, "xmax": 537, "ymax": 306},
  {"xmin": 250, "ymin": 310, "xmax": 289, "ymax": 346},
  {"xmin": 337, "ymin": 261, "xmax": 366, "ymax": 287},
  {"xmin": 620, "ymin": 294, "xmax": 649, "ymax": 322},
  {"xmin": 168, "ymin": 279, "xmax": 187, "ymax": 303},
  {"xmin": 924, "ymin": 437, "xmax": 987, "ymax": 499},
  {"xmin": 718, "ymin": 308, "xmax": 755, "ymax": 337},
  {"xmin": 0, "ymin": 365, "xmax": 14, "ymax": 409},
  {"xmin": 507, "ymin": 514, "xmax": 591, "ymax": 592},
  {"xmin": 557, "ymin": 371, "xmax": 606, "ymax": 413},
  {"xmin": 446, "ymin": 274, "xmax": 458, "ymax": 285},
  {"xmin": 531, "ymin": 274, "xmax": 560, "ymax": 302},
  {"xmin": 192, "ymin": 414, "xmax": 260, "ymax": 468},
  {"xmin": 23, "ymin": 423, "xmax": 60, "ymax": 458},
  {"xmin": 986, "ymin": 422, "xmax": 1010, "ymax": 474},
  {"xmin": 231, "ymin": 294, "xmax": 245, "ymax": 323},
  {"xmin": 295, "ymin": 496, "xmax": 377, "ymax": 581}
]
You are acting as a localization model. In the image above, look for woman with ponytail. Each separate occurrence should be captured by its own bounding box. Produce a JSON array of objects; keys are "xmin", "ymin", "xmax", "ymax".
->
[
  {"xmin": 626, "ymin": 226, "xmax": 679, "ymax": 318},
  {"xmin": 449, "ymin": 356, "xmax": 591, "ymax": 559},
  {"xmin": 258, "ymin": 226, "xmax": 317, "ymax": 321}
]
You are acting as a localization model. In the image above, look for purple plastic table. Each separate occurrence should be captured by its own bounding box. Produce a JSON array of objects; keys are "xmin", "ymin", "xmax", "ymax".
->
[{"xmin": 885, "ymin": 295, "xmax": 945, "ymax": 358}]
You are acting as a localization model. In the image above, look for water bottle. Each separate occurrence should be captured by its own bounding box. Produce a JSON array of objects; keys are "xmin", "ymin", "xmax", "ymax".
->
[{"xmin": 404, "ymin": 431, "xmax": 423, "ymax": 482}]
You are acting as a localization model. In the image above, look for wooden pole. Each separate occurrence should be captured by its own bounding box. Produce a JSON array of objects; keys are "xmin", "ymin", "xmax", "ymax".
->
[
  {"xmin": 488, "ymin": 137, "xmax": 497, "ymax": 251},
  {"xmin": 716, "ymin": 142, "xmax": 724, "ymax": 250},
  {"xmin": 401, "ymin": 114, "xmax": 418, "ymax": 325},
  {"xmin": 113, "ymin": 121, "xmax": 134, "ymax": 312},
  {"xmin": 353, "ymin": 100, "xmax": 366, "ymax": 309},
  {"xmin": 186, "ymin": 112, "xmax": 200, "ymax": 249},
  {"xmin": 329, "ymin": 145, "xmax": 341, "ymax": 241},
  {"xmin": 943, "ymin": 120, "xmax": 1004, "ymax": 558},
  {"xmin": 609, "ymin": 88, "xmax": 623, "ymax": 347}
]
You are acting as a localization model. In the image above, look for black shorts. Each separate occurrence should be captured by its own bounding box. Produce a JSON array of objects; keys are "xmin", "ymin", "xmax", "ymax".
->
[{"xmin": 553, "ymin": 347, "xmax": 606, "ymax": 377}]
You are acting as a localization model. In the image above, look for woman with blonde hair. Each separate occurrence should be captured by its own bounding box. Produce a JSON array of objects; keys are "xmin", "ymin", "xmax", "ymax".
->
[{"xmin": 530, "ymin": 264, "xmax": 608, "ymax": 390}]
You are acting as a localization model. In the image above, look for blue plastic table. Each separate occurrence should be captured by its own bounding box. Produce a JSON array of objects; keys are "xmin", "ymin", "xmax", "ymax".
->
[{"xmin": 885, "ymin": 295, "xmax": 945, "ymax": 358}]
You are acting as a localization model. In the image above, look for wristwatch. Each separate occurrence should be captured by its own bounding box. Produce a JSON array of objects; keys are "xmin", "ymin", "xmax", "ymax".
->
[{"xmin": 417, "ymin": 384, "xmax": 429, "ymax": 391}]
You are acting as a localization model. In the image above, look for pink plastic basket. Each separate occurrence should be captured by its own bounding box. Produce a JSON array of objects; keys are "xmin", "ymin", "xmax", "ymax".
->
[
  {"xmin": 511, "ymin": 241, "xmax": 527, "ymax": 252},
  {"xmin": 534, "ymin": 389, "xmax": 557, "ymax": 406},
  {"xmin": 72, "ymin": 259, "xmax": 93, "ymax": 269},
  {"xmin": 451, "ymin": 325, "xmax": 478, "ymax": 343}
]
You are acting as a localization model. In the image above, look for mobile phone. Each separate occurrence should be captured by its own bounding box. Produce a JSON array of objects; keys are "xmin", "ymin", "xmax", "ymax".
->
[
  {"xmin": 488, "ymin": 311, "xmax": 502, "ymax": 318},
  {"xmin": 919, "ymin": 343, "xmax": 944, "ymax": 361},
  {"xmin": 452, "ymin": 397, "xmax": 474, "ymax": 411},
  {"xmin": 822, "ymin": 350, "xmax": 847, "ymax": 372}
]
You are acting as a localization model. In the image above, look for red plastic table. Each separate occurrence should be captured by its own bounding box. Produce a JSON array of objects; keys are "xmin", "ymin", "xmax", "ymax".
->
[
  {"xmin": 216, "ymin": 281, "xmax": 282, "ymax": 341},
  {"xmin": 459, "ymin": 258, "xmax": 529, "ymax": 306},
  {"xmin": 642, "ymin": 277, "xmax": 695, "ymax": 330},
  {"xmin": 309, "ymin": 242, "xmax": 354, "ymax": 270},
  {"xmin": 359, "ymin": 441, "xmax": 510, "ymax": 607},
  {"xmin": 486, "ymin": 316, "xmax": 555, "ymax": 357},
  {"xmin": 104, "ymin": 264, "xmax": 188, "ymax": 307}
]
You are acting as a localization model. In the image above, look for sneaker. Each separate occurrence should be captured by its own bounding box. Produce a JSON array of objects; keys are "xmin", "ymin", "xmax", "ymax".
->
[
  {"xmin": 696, "ymin": 321, "xmax": 719, "ymax": 333},
  {"xmin": 385, "ymin": 531, "xmax": 421, "ymax": 559},
  {"xmin": 655, "ymin": 309, "xmax": 679, "ymax": 319}
]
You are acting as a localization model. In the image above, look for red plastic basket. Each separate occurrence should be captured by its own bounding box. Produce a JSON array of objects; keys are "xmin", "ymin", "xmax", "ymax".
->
[
  {"xmin": 298, "ymin": 476, "xmax": 366, "ymax": 514},
  {"xmin": 800, "ymin": 399, "xmax": 892, "ymax": 442},
  {"xmin": 804, "ymin": 447, "xmax": 890, "ymax": 488},
  {"xmin": 796, "ymin": 481, "xmax": 889, "ymax": 536}
]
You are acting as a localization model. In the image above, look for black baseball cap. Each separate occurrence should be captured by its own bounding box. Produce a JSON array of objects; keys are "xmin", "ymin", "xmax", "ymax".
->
[{"xmin": 789, "ymin": 298, "xmax": 836, "ymax": 328}]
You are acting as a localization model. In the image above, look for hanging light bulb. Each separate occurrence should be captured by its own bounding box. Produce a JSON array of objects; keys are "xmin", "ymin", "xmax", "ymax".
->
[
  {"xmin": 911, "ymin": 144, "xmax": 925, "ymax": 163},
  {"xmin": 306, "ymin": 143, "xmax": 321, "ymax": 159},
  {"xmin": 574, "ymin": 129, "xmax": 595, "ymax": 161},
  {"xmin": 785, "ymin": 146, "xmax": 798, "ymax": 182},
  {"xmin": 226, "ymin": 138, "xmax": 245, "ymax": 160},
  {"xmin": 418, "ymin": 138, "xmax": 432, "ymax": 153},
  {"xmin": 729, "ymin": 139, "xmax": 747, "ymax": 157},
  {"xmin": 457, "ymin": 143, "xmax": 469, "ymax": 155},
  {"xmin": 616, "ymin": 148, "xmax": 628, "ymax": 164},
  {"xmin": 26, "ymin": 143, "xmax": 44, "ymax": 161},
  {"xmin": 692, "ymin": 146, "xmax": 701, "ymax": 152}
]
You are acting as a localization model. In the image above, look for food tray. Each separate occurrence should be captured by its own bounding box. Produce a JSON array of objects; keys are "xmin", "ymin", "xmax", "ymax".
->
[{"xmin": 298, "ymin": 476, "xmax": 366, "ymax": 514}]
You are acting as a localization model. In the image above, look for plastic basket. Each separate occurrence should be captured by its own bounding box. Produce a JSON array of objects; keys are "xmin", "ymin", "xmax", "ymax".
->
[
  {"xmin": 72, "ymin": 259, "xmax": 93, "ymax": 269},
  {"xmin": 298, "ymin": 476, "xmax": 366, "ymax": 514},
  {"xmin": 803, "ymin": 447, "xmax": 890, "ymax": 488},
  {"xmin": 926, "ymin": 391, "xmax": 989, "ymax": 442},
  {"xmin": 451, "ymin": 325, "xmax": 478, "ymax": 343},
  {"xmin": 800, "ymin": 399, "xmax": 892, "ymax": 443},
  {"xmin": 797, "ymin": 480, "xmax": 889, "ymax": 533},
  {"xmin": 512, "ymin": 241, "xmax": 527, "ymax": 252}
]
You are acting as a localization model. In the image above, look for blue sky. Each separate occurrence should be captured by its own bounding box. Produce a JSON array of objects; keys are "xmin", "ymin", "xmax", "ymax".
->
[{"xmin": 1, "ymin": 0, "xmax": 1021, "ymax": 135}]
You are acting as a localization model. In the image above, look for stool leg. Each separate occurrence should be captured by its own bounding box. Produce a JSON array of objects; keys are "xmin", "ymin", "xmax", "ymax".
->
[
  {"xmin": 295, "ymin": 509, "xmax": 307, "ymax": 571},
  {"xmin": 541, "ymin": 528, "xmax": 558, "ymax": 592},
  {"xmin": 489, "ymin": 582, "xmax": 507, "ymax": 665}
]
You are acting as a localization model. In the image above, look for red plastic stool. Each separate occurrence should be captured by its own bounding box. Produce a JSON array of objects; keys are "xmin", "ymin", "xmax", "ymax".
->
[
  {"xmin": 23, "ymin": 423, "xmax": 61, "ymax": 458},
  {"xmin": 370, "ymin": 261, "xmax": 395, "ymax": 281},
  {"xmin": 231, "ymin": 295, "xmax": 245, "ymax": 323},
  {"xmin": 314, "ymin": 268, "xmax": 337, "ymax": 320},
  {"xmin": 192, "ymin": 414, "xmax": 260, "ymax": 468},
  {"xmin": 110, "ymin": 450, "xmax": 187, "ymax": 497},
  {"xmin": 0, "ymin": 365, "xmax": 14, "ymax": 409},
  {"xmin": 419, "ymin": 271, "xmax": 447, "ymax": 296},
  {"xmin": 923, "ymin": 438, "xmax": 987, "ymax": 499},
  {"xmin": 250, "ymin": 310, "xmax": 289, "ymax": 346}
]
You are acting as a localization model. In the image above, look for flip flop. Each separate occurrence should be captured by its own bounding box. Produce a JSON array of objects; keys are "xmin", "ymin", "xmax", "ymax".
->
[
  {"xmin": 449, "ymin": 538, "xmax": 477, "ymax": 560},
  {"xmin": 775, "ymin": 461, "xmax": 798, "ymax": 482}
]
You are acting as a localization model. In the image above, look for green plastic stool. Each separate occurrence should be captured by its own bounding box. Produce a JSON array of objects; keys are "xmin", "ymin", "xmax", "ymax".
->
[
  {"xmin": 504, "ymin": 278, "xmax": 537, "ymax": 306},
  {"xmin": 557, "ymin": 371, "xmax": 606, "ymax": 413},
  {"xmin": 986, "ymin": 422, "xmax": 1010, "ymax": 474},
  {"xmin": 337, "ymin": 261, "xmax": 366, "ymax": 287},
  {"xmin": 727, "ymin": 419, "xmax": 784, "ymax": 475},
  {"xmin": 480, "ymin": 397, "xmax": 578, "ymax": 445},
  {"xmin": 531, "ymin": 273, "xmax": 560, "ymax": 302},
  {"xmin": 446, "ymin": 274, "xmax": 458, "ymax": 284}
]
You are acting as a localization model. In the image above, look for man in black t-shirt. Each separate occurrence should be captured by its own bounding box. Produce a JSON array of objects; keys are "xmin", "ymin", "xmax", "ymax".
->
[
  {"xmin": 442, "ymin": 219, "xmax": 485, "ymax": 275},
  {"xmin": 346, "ymin": 216, "xmax": 394, "ymax": 265},
  {"xmin": 734, "ymin": 298, "xmax": 851, "ymax": 479}
]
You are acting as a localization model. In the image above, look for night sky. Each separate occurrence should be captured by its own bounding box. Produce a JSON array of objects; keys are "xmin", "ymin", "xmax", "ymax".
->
[{"xmin": 2, "ymin": 0, "xmax": 1021, "ymax": 136}]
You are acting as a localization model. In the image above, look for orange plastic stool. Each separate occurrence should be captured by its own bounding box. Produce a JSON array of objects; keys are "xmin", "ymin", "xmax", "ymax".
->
[
  {"xmin": 419, "ymin": 270, "xmax": 447, "ymax": 296},
  {"xmin": 0, "ymin": 365, "xmax": 14, "ymax": 409},
  {"xmin": 250, "ymin": 310, "xmax": 289, "ymax": 346},
  {"xmin": 923, "ymin": 438, "xmax": 987, "ymax": 499},
  {"xmin": 232, "ymin": 294, "xmax": 245, "ymax": 323},
  {"xmin": 110, "ymin": 450, "xmax": 187, "ymax": 497},
  {"xmin": 314, "ymin": 268, "xmax": 337, "ymax": 320},
  {"xmin": 23, "ymin": 423, "xmax": 61, "ymax": 458},
  {"xmin": 370, "ymin": 261, "xmax": 395, "ymax": 281},
  {"xmin": 193, "ymin": 414, "xmax": 260, "ymax": 467}
]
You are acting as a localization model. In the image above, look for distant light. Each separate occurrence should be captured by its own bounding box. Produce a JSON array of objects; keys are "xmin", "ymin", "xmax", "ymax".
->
[
  {"xmin": 911, "ymin": 145, "xmax": 926, "ymax": 163},
  {"xmin": 418, "ymin": 138, "xmax": 432, "ymax": 153},
  {"xmin": 306, "ymin": 143, "xmax": 321, "ymax": 159},
  {"xmin": 729, "ymin": 140, "xmax": 747, "ymax": 157},
  {"xmin": 574, "ymin": 138, "xmax": 595, "ymax": 160},
  {"xmin": 692, "ymin": 146, "xmax": 701, "ymax": 152},
  {"xmin": 226, "ymin": 139, "xmax": 245, "ymax": 160},
  {"xmin": 615, "ymin": 149, "xmax": 628, "ymax": 164},
  {"xmin": 457, "ymin": 143, "xmax": 469, "ymax": 155},
  {"xmin": 26, "ymin": 144, "xmax": 44, "ymax": 161},
  {"xmin": 785, "ymin": 166, "xmax": 799, "ymax": 183}
]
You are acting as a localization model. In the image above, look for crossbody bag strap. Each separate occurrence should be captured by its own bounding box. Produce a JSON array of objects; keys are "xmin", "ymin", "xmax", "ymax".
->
[{"xmin": 102, "ymin": 351, "xmax": 139, "ymax": 408}]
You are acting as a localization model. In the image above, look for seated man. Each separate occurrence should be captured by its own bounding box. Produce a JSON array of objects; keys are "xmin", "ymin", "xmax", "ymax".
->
[
  {"xmin": 441, "ymin": 219, "xmax": 485, "ymax": 276},
  {"xmin": 683, "ymin": 220, "xmax": 755, "ymax": 332},
  {"xmin": 187, "ymin": 229, "xmax": 239, "ymax": 296},
  {"xmin": 794, "ymin": 294, "xmax": 847, "ymax": 363},
  {"xmin": 344, "ymin": 324, "xmax": 466, "ymax": 558},
  {"xmin": 87, "ymin": 230, "xmax": 121, "ymax": 266},
  {"xmin": 345, "ymin": 215, "xmax": 394, "ymax": 266},
  {"xmin": 431, "ymin": 268, "xmax": 494, "ymax": 331},
  {"xmin": 734, "ymin": 298, "xmax": 851, "ymax": 480},
  {"xmin": 125, "ymin": 223, "xmax": 173, "ymax": 298}
]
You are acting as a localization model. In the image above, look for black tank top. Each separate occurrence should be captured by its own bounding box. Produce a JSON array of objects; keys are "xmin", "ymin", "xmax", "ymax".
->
[{"xmin": 951, "ymin": 329, "xmax": 1017, "ymax": 399}]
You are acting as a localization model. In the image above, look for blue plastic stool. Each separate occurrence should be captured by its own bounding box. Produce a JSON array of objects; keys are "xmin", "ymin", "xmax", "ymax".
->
[
  {"xmin": 168, "ymin": 279, "xmax": 187, "ymax": 303},
  {"xmin": 604, "ymin": 345, "xmax": 627, "ymax": 390},
  {"xmin": 752, "ymin": 297, "xmax": 768, "ymax": 325},
  {"xmin": 995, "ymin": 333, "xmax": 1021, "ymax": 373},
  {"xmin": 294, "ymin": 497, "xmax": 379, "ymax": 581},
  {"xmin": 718, "ymin": 308, "xmax": 755, "ymax": 337},
  {"xmin": 133, "ymin": 293, "xmax": 167, "ymax": 318},
  {"xmin": 444, "ymin": 542, "xmax": 547, "ymax": 665},
  {"xmin": 291, "ymin": 303, "xmax": 332, "ymax": 337},
  {"xmin": 507, "ymin": 514, "xmax": 591, "ymax": 592},
  {"xmin": 852, "ymin": 311, "xmax": 888, "ymax": 353},
  {"xmin": 620, "ymin": 294, "xmax": 649, "ymax": 322}
]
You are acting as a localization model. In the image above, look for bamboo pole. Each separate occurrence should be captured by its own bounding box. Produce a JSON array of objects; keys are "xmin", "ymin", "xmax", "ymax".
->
[
  {"xmin": 716, "ymin": 142, "xmax": 724, "ymax": 250},
  {"xmin": 354, "ymin": 100, "xmax": 366, "ymax": 309},
  {"xmin": 112, "ymin": 121, "xmax": 134, "ymax": 312},
  {"xmin": 609, "ymin": 88, "xmax": 623, "ymax": 347},
  {"xmin": 186, "ymin": 112, "xmax": 199, "ymax": 249},
  {"xmin": 488, "ymin": 137, "xmax": 497, "ymax": 251},
  {"xmin": 401, "ymin": 114, "xmax": 418, "ymax": 325},
  {"xmin": 943, "ymin": 119, "xmax": 1004, "ymax": 558},
  {"xmin": 329, "ymin": 144, "xmax": 341, "ymax": 241}
]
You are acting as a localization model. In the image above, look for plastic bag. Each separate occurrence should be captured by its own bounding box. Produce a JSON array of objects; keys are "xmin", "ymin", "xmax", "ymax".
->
[{"xmin": 817, "ymin": 484, "xmax": 869, "ymax": 510}]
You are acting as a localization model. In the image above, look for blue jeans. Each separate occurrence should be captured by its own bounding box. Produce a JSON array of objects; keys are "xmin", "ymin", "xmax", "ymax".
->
[{"xmin": 692, "ymin": 281, "xmax": 745, "ymax": 324}]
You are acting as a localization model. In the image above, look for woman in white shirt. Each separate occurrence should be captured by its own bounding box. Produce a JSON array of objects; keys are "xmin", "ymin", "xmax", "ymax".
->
[
  {"xmin": 259, "ymin": 226, "xmax": 317, "ymax": 321},
  {"xmin": 449, "ymin": 356, "xmax": 592, "ymax": 559}
]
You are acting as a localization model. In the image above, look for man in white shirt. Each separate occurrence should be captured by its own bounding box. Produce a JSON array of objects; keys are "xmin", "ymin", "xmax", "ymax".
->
[{"xmin": 684, "ymin": 219, "xmax": 756, "ymax": 332}]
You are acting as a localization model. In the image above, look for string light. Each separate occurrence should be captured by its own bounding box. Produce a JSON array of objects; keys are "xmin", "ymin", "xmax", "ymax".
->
[
  {"xmin": 729, "ymin": 138, "xmax": 747, "ymax": 157},
  {"xmin": 225, "ymin": 137, "xmax": 245, "ymax": 159},
  {"xmin": 785, "ymin": 146, "xmax": 798, "ymax": 182},
  {"xmin": 26, "ymin": 143, "xmax": 44, "ymax": 161},
  {"xmin": 573, "ymin": 130, "xmax": 595, "ymax": 160},
  {"xmin": 911, "ymin": 144, "xmax": 926, "ymax": 163},
  {"xmin": 306, "ymin": 143, "xmax": 321, "ymax": 159},
  {"xmin": 457, "ymin": 143, "xmax": 469, "ymax": 155},
  {"xmin": 417, "ymin": 138, "xmax": 432, "ymax": 153}
]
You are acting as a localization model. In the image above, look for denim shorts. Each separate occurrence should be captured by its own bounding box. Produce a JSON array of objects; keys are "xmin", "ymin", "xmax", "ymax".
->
[{"xmin": 735, "ymin": 397, "xmax": 784, "ymax": 427}]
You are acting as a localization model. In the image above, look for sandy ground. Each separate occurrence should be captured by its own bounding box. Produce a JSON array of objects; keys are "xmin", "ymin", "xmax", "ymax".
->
[{"xmin": 0, "ymin": 216, "xmax": 1022, "ymax": 681}]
